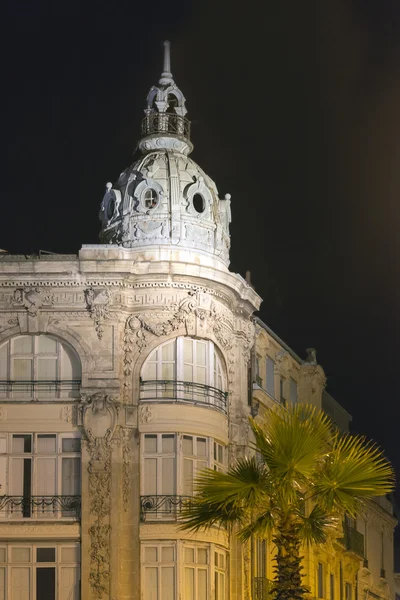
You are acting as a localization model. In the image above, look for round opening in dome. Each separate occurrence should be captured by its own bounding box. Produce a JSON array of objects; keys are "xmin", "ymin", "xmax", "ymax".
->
[
  {"xmin": 143, "ymin": 188, "xmax": 158, "ymax": 210},
  {"xmin": 193, "ymin": 193, "xmax": 205, "ymax": 214}
]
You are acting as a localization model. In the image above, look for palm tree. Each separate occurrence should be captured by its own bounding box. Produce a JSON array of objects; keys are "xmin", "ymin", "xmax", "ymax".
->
[{"xmin": 181, "ymin": 404, "xmax": 395, "ymax": 600}]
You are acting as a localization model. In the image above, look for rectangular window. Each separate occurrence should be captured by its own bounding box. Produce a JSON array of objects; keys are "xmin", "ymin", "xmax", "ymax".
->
[
  {"xmin": 213, "ymin": 442, "xmax": 226, "ymax": 472},
  {"xmin": 184, "ymin": 546, "xmax": 209, "ymax": 600},
  {"xmin": 289, "ymin": 378, "xmax": 297, "ymax": 404},
  {"xmin": 143, "ymin": 435, "xmax": 176, "ymax": 519},
  {"xmin": 183, "ymin": 436, "xmax": 207, "ymax": 496},
  {"xmin": 256, "ymin": 539, "xmax": 266, "ymax": 578},
  {"xmin": 37, "ymin": 567, "xmax": 56, "ymax": 600},
  {"xmin": 330, "ymin": 574, "xmax": 335, "ymax": 600},
  {"xmin": 215, "ymin": 550, "xmax": 226, "ymax": 600},
  {"xmin": 345, "ymin": 583, "xmax": 352, "ymax": 600},
  {"xmin": 266, "ymin": 357, "xmax": 275, "ymax": 397},
  {"xmin": 318, "ymin": 562, "xmax": 324, "ymax": 599},
  {"xmin": 279, "ymin": 377, "xmax": 286, "ymax": 406},
  {"xmin": 143, "ymin": 545, "xmax": 176, "ymax": 600}
]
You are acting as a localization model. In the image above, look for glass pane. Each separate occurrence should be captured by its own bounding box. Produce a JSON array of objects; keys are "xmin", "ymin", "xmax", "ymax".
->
[
  {"xmin": 37, "ymin": 548, "xmax": 56, "ymax": 562},
  {"xmin": 196, "ymin": 342, "xmax": 207, "ymax": 366},
  {"xmin": 197, "ymin": 438, "xmax": 207, "ymax": 457},
  {"xmin": 162, "ymin": 458, "xmax": 175, "ymax": 495},
  {"xmin": 185, "ymin": 568, "xmax": 194, "ymax": 600},
  {"xmin": 60, "ymin": 344, "xmax": 81, "ymax": 381},
  {"xmin": 13, "ymin": 336, "xmax": 33, "ymax": 354},
  {"xmin": 38, "ymin": 359, "xmax": 57, "ymax": 381},
  {"xmin": 183, "ymin": 460, "xmax": 193, "ymax": 495},
  {"xmin": 13, "ymin": 359, "xmax": 32, "ymax": 380},
  {"xmin": 198, "ymin": 569, "xmax": 207, "ymax": 598},
  {"xmin": 11, "ymin": 567, "xmax": 30, "ymax": 598},
  {"xmin": 162, "ymin": 342, "xmax": 175, "ymax": 362},
  {"xmin": 0, "ymin": 439, "xmax": 6, "ymax": 454},
  {"xmin": 161, "ymin": 363, "xmax": 174, "ymax": 380},
  {"xmin": 161, "ymin": 547, "xmax": 174, "ymax": 563},
  {"xmin": 62, "ymin": 438, "xmax": 81, "ymax": 453},
  {"xmin": 12, "ymin": 547, "xmax": 31, "ymax": 562},
  {"xmin": 62, "ymin": 458, "xmax": 81, "ymax": 495},
  {"xmin": 143, "ymin": 362, "xmax": 157, "ymax": 381},
  {"xmin": 145, "ymin": 547, "xmax": 157, "ymax": 562},
  {"xmin": 60, "ymin": 567, "xmax": 79, "ymax": 600},
  {"xmin": 13, "ymin": 435, "xmax": 31, "ymax": 453},
  {"xmin": 183, "ymin": 339, "xmax": 193, "ymax": 363},
  {"xmin": 144, "ymin": 435, "xmax": 157, "ymax": 453},
  {"xmin": 162, "ymin": 435, "xmax": 175, "ymax": 454},
  {"xmin": 61, "ymin": 547, "xmax": 80, "ymax": 563},
  {"xmin": 195, "ymin": 366, "xmax": 206, "ymax": 385},
  {"xmin": 144, "ymin": 459, "xmax": 157, "ymax": 495},
  {"xmin": 183, "ymin": 436, "xmax": 193, "ymax": 455},
  {"xmin": 183, "ymin": 364, "xmax": 193, "ymax": 382},
  {"xmin": 37, "ymin": 458, "xmax": 57, "ymax": 495},
  {"xmin": 197, "ymin": 548, "xmax": 207, "ymax": 564},
  {"xmin": 161, "ymin": 566, "xmax": 175, "ymax": 600},
  {"xmin": 185, "ymin": 548, "xmax": 195, "ymax": 563},
  {"xmin": 0, "ymin": 549, "xmax": 5, "ymax": 562},
  {"xmin": 38, "ymin": 336, "xmax": 57, "ymax": 354},
  {"xmin": 37, "ymin": 435, "xmax": 56, "ymax": 454},
  {"xmin": 145, "ymin": 567, "xmax": 158, "ymax": 600}
]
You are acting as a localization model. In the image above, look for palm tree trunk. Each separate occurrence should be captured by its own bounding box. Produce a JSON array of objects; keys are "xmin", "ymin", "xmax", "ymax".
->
[{"xmin": 271, "ymin": 516, "xmax": 309, "ymax": 600}]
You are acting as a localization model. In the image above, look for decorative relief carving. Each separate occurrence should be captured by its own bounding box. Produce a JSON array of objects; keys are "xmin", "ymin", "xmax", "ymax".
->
[
  {"xmin": 0, "ymin": 315, "xmax": 18, "ymax": 332},
  {"xmin": 119, "ymin": 427, "xmax": 131, "ymax": 509},
  {"xmin": 85, "ymin": 287, "xmax": 112, "ymax": 339},
  {"xmin": 9, "ymin": 287, "xmax": 54, "ymax": 316},
  {"xmin": 78, "ymin": 393, "xmax": 120, "ymax": 599},
  {"xmin": 275, "ymin": 350, "xmax": 292, "ymax": 375},
  {"xmin": 60, "ymin": 405, "xmax": 76, "ymax": 424},
  {"xmin": 139, "ymin": 405, "xmax": 153, "ymax": 424}
]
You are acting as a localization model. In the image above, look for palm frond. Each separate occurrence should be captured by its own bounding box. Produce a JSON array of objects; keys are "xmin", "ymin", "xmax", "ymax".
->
[
  {"xmin": 250, "ymin": 405, "xmax": 332, "ymax": 483},
  {"xmin": 237, "ymin": 509, "xmax": 276, "ymax": 542},
  {"xmin": 315, "ymin": 433, "xmax": 395, "ymax": 514},
  {"xmin": 297, "ymin": 504, "xmax": 337, "ymax": 545}
]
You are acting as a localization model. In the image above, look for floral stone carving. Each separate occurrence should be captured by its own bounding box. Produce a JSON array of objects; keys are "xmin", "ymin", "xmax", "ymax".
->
[
  {"xmin": 79, "ymin": 393, "xmax": 119, "ymax": 599},
  {"xmin": 84, "ymin": 286, "xmax": 112, "ymax": 339},
  {"xmin": 11, "ymin": 287, "xmax": 54, "ymax": 316}
]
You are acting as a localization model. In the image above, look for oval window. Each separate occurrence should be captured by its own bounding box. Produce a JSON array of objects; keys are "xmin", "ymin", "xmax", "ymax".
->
[
  {"xmin": 193, "ymin": 193, "xmax": 205, "ymax": 213},
  {"xmin": 143, "ymin": 189, "xmax": 158, "ymax": 209}
]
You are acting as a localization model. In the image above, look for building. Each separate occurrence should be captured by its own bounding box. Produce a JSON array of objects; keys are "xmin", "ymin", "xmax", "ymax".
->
[{"xmin": 0, "ymin": 41, "xmax": 396, "ymax": 600}]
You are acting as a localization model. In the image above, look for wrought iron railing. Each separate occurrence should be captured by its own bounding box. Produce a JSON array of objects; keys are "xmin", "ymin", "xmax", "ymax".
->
[
  {"xmin": 0, "ymin": 495, "xmax": 81, "ymax": 520},
  {"xmin": 141, "ymin": 113, "xmax": 191, "ymax": 140},
  {"xmin": 140, "ymin": 495, "xmax": 192, "ymax": 521},
  {"xmin": 140, "ymin": 380, "xmax": 228, "ymax": 413},
  {"xmin": 340, "ymin": 523, "xmax": 364, "ymax": 557},
  {"xmin": 253, "ymin": 577, "xmax": 274, "ymax": 600},
  {"xmin": 0, "ymin": 380, "xmax": 81, "ymax": 399}
]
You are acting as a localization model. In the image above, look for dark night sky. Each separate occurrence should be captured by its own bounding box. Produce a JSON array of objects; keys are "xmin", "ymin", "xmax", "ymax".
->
[{"xmin": 3, "ymin": 0, "xmax": 400, "ymax": 561}]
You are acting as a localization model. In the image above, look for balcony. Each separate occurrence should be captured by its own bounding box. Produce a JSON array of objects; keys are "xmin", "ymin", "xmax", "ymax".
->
[
  {"xmin": 140, "ymin": 495, "xmax": 191, "ymax": 522},
  {"xmin": 0, "ymin": 496, "xmax": 81, "ymax": 520},
  {"xmin": 253, "ymin": 577, "xmax": 274, "ymax": 600},
  {"xmin": 140, "ymin": 380, "xmax": 228, "ymax": 414},
  {"xmin": 141, "ymin": 113, "xmax": 191, "ymax": 141},
  {"xmin": 340, "ymin": 523, "xmax": 364, "ymax": 558},
  {"xmin": 0, "ymin": 380, "xmax": 81, "ymax": 400}
]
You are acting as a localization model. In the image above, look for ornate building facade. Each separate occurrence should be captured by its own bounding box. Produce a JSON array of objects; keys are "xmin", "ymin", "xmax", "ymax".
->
[{"xmin": 0, "ymin": 41, "xmax": 396, "ymax": 600}]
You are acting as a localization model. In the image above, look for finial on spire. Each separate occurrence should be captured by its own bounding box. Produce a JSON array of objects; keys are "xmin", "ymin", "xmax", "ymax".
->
[{"xmin": 159, "ymin": 40, "xmax": 174, "ymax": 86}]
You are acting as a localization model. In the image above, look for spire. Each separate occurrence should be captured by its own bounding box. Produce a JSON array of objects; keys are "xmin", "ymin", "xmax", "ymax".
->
[
  {"xmin": 159, "ymin": 40, "xmax": 174, "ymax": 86},
  {"xmin": 139, "ymin": 40, "xmax": 192, "ymax": 155}
]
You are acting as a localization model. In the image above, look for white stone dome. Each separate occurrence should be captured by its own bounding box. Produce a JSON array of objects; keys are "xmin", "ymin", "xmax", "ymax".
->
[
  {"xmin": 98, "ymin": 42, "xmax": 231, "ymax": 268},
  {"xmin": 99, "ymin": 150, "xmax": 231, "ymax": 266}
]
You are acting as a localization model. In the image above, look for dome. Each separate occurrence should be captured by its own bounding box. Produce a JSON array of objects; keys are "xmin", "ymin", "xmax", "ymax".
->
[{"xmin": 98, "ymin": 42, "xmax": 231, "ymax": 268}]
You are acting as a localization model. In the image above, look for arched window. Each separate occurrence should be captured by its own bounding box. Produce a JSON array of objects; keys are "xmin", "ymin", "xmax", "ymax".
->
[
  {"xmin": 143, "ymin": 188, "xmax": 158, "ymax": 209},
  {"xmin": 0, "ymin": 335, "xmax": 81, "ymax": 400},
  {"xmin": 140, "ymin": 337, "xmax": 226, "ymax": 412}
]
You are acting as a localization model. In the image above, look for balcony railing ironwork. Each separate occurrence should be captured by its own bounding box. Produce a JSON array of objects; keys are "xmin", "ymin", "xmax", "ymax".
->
[
  {"xmin": 0, "ymin": 380, "xmax": 81, "ymax": 399},
  {"xmin": 140, "ymin": 380, "xmax": 228, "ymax": 414},
  {"xmin": 0, "ymin": 495, "xmax": 81, "ymax": 520},
  {"xmin": 253, "ymin": 577, "xmax": 274, "ymax": 600},
  {"xmin": 141, "ymin": 113, "xmax": 191, "ymax": 140},
  {"xmin": 340, "ymin": 523, "xmax": 364, "ymax": 557},
  {"xmin": 140, "ymin": 495, "xmax": 192, "ymax": 521}
]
